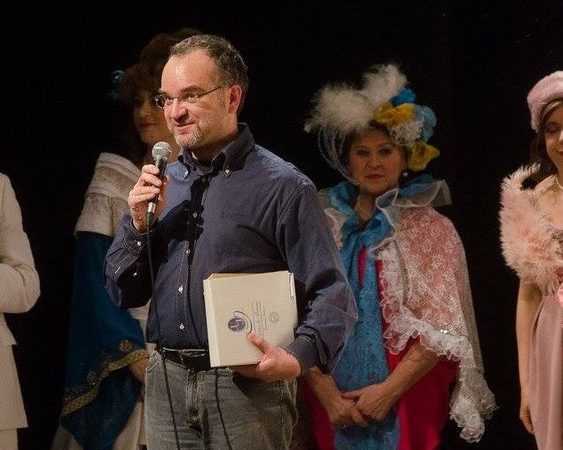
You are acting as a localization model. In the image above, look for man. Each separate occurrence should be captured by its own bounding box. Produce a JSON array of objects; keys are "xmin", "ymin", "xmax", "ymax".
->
[{"xmin": 104, "ymin": 34, "xmax": 357, "ymax": 450}]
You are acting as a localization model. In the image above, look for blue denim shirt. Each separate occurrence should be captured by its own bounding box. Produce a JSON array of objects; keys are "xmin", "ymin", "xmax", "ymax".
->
[{"xmin": 104, "ymin": 124, "xmax": 357, "ymax": 372}]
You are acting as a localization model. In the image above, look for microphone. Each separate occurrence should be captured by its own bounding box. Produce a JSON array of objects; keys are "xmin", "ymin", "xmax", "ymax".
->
[{"xmin": 147, "ymin": 141, "xmax": 172, "ymax": 227}]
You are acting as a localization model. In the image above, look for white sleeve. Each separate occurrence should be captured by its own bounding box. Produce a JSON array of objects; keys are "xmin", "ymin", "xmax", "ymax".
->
[{"xmin": 0, "ymin": 174, "xmax": 40, "ymax": 313}]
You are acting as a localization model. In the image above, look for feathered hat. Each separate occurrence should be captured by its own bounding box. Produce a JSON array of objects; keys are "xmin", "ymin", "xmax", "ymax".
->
[{"xmin": 305, "ymin": 64, "xmax": 439, "ymax": 179}]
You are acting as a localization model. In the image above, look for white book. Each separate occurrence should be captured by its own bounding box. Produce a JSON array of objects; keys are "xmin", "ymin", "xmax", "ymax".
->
[{"xmin": 203, "ymin": 270, "xmax": 297, "ymax": 367}]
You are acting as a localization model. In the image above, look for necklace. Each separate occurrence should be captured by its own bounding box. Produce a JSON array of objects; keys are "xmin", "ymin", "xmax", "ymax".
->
[{"xmin": 545, "ymin": 178, "xmax": 563, "ymax": 206}]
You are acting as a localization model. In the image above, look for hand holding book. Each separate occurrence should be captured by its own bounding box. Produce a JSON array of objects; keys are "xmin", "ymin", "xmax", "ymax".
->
[
  {"xmin": 232, "ymin": 333, "xmax": 301, "ymax": 382},
  {"xmin": 203, "ymin": 270, "xmax": 298, "ymax": 368}
]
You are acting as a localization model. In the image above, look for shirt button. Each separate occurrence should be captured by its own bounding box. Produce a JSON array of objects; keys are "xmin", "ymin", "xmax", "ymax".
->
[
  {"xmin": 179, "ymin": 323, "xmax": 185, "ymax": 330},
  {"xmin": 136, "ymin": 241, "xmax": 142, "ymax": 247},
  {"xmin": 178, "ymin": 285, "xmax": 183, "ymax": 293},
  {"xmin": 192, "ymin": 212, "xmax": 198, "ymax": 218},
  {"xmin": 186, "ymin": 249, "xmax": 191, "ymax": 255}
]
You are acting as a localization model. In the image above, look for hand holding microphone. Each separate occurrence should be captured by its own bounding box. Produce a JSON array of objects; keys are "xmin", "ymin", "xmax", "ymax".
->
[
  {"xmin": 147, "ymin": 142, "xmax": 173, "ymax": 227},
  {"xmin": 128, "ymin": 141, "xmax": 173, "ymax": 232}
]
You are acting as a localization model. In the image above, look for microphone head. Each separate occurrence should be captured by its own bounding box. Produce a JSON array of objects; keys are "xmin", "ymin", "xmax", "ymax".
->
[{"xmin": 152, "ymin": 141, "xmax": 173, "ymax": 161}]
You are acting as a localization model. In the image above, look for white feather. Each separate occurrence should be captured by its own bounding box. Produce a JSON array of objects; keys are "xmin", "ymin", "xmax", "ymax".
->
[
  {"xmin": 361, "ymin": 64, "xmax": 407, "ymax": 106},
  {"xmin": 305, "ymin": 83, "xmax": 372, "ymax": 134}
]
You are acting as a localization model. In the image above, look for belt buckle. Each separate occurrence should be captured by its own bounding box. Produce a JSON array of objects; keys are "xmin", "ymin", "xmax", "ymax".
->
[
  {"xmin": 177, "ymin": 349, "xmax": 207, "ymax": 358},
  {"xmin": 180, "ymin": 349, "xmax": 210, "ymax": 371},
  {"xmin": 161, "ymin": 347, "xmax": 209, "ymax": 371}
]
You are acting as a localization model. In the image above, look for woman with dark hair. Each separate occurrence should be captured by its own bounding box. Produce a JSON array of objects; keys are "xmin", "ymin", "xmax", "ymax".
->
[
  {"xmin": 51, "ymin": 28, "xmax": 200, "ymax": 450},
  {"xmin": 119, "ymin": 28, "xmax": 201, "ymax": 167},
  {"xmin": 500, "ymin": 71, "xmax": 562, "ymax": 450},
  {"xmin": 300, "ymin": 64, "xmax": 496, "ymax": 450}
]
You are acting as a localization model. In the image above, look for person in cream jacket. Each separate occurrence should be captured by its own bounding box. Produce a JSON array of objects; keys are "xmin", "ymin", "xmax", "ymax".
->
[{"xmin": 0, "ymin": 172, "xmax": 40, "ymax": 450}]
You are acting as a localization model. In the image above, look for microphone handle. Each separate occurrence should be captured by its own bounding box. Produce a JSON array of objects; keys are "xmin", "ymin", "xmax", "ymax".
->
[
  {"xmin": 154, "ymin": 156, "xmax": 167, "ymax": 180},
  {"xmin": 147, "ymin": 156, "xmax": 168, "ymax": 227}
]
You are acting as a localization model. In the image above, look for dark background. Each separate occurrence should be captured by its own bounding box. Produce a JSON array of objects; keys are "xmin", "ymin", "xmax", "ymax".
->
[{"xmin": 2, "ymin": 1, "xmax": 562, "ymax": 449}]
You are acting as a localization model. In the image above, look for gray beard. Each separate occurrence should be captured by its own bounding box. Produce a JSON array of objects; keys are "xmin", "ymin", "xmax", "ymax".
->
[{"xmin": 179, "ymin": 127, "xmax": 203, "ymax": 151}]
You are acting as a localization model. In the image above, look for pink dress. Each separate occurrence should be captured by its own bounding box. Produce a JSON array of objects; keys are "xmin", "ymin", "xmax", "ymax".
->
[{"xmin": 500, "ymin": 166, "xmax": 563, "ymax": 450}]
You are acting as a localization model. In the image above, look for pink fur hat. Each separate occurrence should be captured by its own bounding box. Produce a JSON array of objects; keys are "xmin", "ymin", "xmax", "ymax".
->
[{"xmin": 526, "ymin": 70, "xmax": 563, "ymax": 131}]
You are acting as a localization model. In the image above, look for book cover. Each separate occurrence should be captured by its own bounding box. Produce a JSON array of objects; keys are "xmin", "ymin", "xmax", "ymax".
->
[{"xmin": 203, "ymin": 270, "xmax": 297, "ymax": 367}]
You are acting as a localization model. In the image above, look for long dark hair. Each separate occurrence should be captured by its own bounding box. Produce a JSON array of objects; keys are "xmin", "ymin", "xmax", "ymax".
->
[{"xmin": 118, "ymin": 28, "xmax": 201, "ymax": 166}]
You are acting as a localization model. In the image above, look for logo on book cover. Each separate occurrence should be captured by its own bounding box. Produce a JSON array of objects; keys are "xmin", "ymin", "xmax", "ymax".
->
[{"xmin": 228, "ymin": 311, "xmax": 253, "ymax": 333}]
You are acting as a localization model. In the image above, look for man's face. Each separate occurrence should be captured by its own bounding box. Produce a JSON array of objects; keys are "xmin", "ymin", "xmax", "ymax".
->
[{"xmin": 160, "ymin": 50, "xmax": 232, "ymax": 153}]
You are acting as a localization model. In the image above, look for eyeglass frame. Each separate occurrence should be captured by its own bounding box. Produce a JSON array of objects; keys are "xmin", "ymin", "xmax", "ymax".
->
[{"xmin": 153, "ymin": 86, "xmax": 225, "ymax": 109}]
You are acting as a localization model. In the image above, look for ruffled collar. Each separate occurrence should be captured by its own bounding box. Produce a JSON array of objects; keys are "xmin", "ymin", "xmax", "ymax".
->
[{"xmin": 327, "ymin": 175, "xmax": 451, "ymax": 250}]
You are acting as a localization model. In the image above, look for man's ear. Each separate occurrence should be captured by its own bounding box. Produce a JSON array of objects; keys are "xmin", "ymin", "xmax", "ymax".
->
[{"xmin": 227, "ymin": 85, "xmax": 243, "ymax": 114}]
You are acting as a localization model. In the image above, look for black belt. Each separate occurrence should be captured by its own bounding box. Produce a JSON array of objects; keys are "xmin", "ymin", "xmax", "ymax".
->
[{"xmin": 157, "ymin": 346, "xmax": 211, "ymax": 371}]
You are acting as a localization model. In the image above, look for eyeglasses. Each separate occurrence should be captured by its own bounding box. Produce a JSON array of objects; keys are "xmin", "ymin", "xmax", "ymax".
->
[{"xmin": 153, "ymin": 86, "xmax": 224, "ymax": 109}]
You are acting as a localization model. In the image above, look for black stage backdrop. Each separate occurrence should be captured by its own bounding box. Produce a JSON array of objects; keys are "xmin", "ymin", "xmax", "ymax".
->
[{"xmin": 2, "ymin": 1, "xmax": 562, "ymax": 449}]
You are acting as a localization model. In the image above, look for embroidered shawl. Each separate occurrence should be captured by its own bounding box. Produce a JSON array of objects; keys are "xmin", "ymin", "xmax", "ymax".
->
[{"xmin": 61, "ymin": 153, "xmax": 148, "ymax": 450}]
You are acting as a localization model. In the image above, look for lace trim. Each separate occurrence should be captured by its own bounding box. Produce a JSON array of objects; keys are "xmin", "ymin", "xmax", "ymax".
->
[{"xmin": 377, "ymin": 210, "xmax": 496, "ymax": 442}]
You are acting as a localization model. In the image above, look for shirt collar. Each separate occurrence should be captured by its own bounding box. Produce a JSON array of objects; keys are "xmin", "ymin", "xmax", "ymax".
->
[{"xmin": 178, "ymin": 123, "xmax": 255, "ymax": 174}]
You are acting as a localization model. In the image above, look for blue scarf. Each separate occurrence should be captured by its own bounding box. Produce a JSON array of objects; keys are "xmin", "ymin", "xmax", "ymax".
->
[{"xmin": 328, "ymin": 176, "xmax": 438, "ymax": 450}]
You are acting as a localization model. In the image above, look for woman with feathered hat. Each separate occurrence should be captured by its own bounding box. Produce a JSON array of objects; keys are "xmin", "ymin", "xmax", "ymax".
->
[{"xmin": 300, "ymin": 64, "xmax": 496, "ymax": 450}]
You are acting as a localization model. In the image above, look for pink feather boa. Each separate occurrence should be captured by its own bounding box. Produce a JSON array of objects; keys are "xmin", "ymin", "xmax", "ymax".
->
[{"xmin": 500, "ymin": 165, "xmax": 563, "ymax": 296}]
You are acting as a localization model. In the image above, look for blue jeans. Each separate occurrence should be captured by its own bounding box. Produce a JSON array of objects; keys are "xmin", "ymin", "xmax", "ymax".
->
[{"xmin": 145, "ymin": 350, "xmax": 297, "ymax": 450}]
